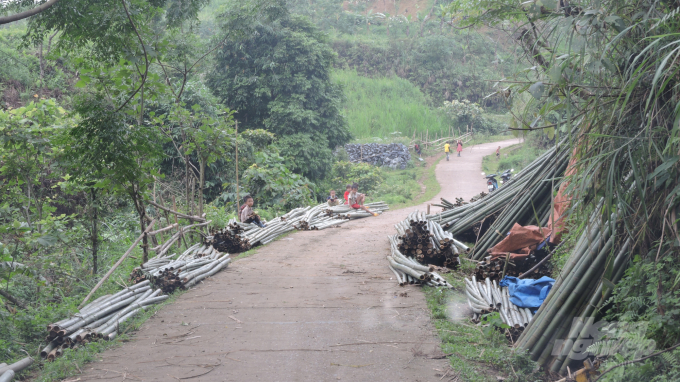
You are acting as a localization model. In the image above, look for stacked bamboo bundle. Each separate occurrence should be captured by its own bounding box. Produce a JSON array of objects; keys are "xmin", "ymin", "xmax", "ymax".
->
[
  {"xmin": 42, "ymin": 243, "xmax": 230, "ymax": 363},
  {"xmin": 515, "ymin": 208, "xmax": 632, "ymax": 375},
  {"xmin": 432, "ymin": 193, "xmax": 487, "ymax": 211},
  {"xmin": 394, "ymin": 210, "xmax": 467, "ymax": 268},
  {"xmin": 42, "ymin": 281, "xmax": 169, "ymax": 361},
  {"xmin": 474, "ymin": 251, "xmax": 552, "ymax": 282},
  {"xmin": 325, "ymin": 202, "xmax": 389, "ymax": 219},
  {"xmin": 210, "ymin": 223, "xmax": 252, "ymax": 253},
  {"xmin": 465, "ymin": 276, "xmax": 533, "ymax": 340},
  {"xmin": 137, "ymin": 243, "xmax": 232, "ymax": 290},
  {"xmin": 205, "ymin": 202, "xmax": 388, "ymax": 253},
  {"xmin": 386, "ymin": 235, "xmax": 453, "ymax": 288},
  {"xmin": 426, "ymin": 144, "xmax": 569, "ymax": 260},
  {"xmin": 0, "ymin": 358, "xmax": 32, "ymax": 382}
]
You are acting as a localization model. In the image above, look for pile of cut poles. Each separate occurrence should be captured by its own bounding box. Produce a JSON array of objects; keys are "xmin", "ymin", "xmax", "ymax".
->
[
  {"xmin": 0, "ymin": 358, "xmax": 32, "ymax": 382},
  {"xmin": 464, "ymin": 276, "xmax": 533, "ymax": 340},
  {"xmin": 135, "ymin": 243, "xmax": 232, "ymax": 293},
  {"xmin": 206, "ymin": 202, "xmax": 388, "ymax": 253},
  {"xmin": 474, "ymin": 251, "xmax": 552, "ymax": 282},
  {"xmin": 515, "ymin": 204, "xmax": 633, "ymax": 375},
  {"xmin": 394, "ymin": 210, "xmax": 468, "ymax": 268},
  {"xmin": 39, "ymin": 218, "xmax": 230, "ymax": 363},
  {"xmin": 387, "ymin": 235, "xmax": 453, "ymax": 288},
  {"xmin": 431, "ymin": 193, "xmax": 486, "ymax": 211},
  {"xmin": 324, "ymin": 201, "xmax": 389, "ymax": 219},
  {"xmin": 426, "ymin": 144, "xmax": 569, "ymax": 260},
  {"xmin": 42, "ymin": 281, "xmax": 169, "ymax": 361}
]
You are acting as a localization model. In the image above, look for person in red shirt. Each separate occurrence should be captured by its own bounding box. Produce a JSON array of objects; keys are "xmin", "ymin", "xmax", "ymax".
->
[{"xmin": 343, "ymin": 184, "xmax": 351, "ymax": 205}]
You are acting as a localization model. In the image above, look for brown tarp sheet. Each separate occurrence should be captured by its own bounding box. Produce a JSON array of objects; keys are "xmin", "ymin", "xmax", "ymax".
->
[{"xmin": 488, "ymin": 223, "xmax": 551, "ymax": 260}]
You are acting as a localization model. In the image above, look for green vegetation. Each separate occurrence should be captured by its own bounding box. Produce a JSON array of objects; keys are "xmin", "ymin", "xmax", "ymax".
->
[
  {"xmin": 481, "ymin": 143, "xmax": 545, "ymax": 176},
  {"xmin": 423, "ymin": 283, "xmax": 537, "ymax": 381},
  {"xmin": 333, "ymin": 69, "xmax": 448, "ymax": 138}
]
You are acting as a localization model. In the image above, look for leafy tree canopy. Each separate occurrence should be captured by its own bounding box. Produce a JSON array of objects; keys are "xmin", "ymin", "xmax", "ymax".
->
[{"xmin": 206, "ymin": 0, "xmax": 351, "ymax": 157}]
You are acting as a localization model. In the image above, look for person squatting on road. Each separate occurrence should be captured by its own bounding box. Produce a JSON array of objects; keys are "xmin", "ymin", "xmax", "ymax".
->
[
  {"xmin": 327, "ymin": 190, "xmax": 341, "ymax": 206},
  {"xmin": 444, "ymin": 141, "xmax": 451, "ymax": 161},
  {"xmin": 240, "ymin": 195, "xmax": 266, "ymax": 228},
  {"xmin": 456, "ymin": 140, "xmax": 463, "ymax": 157},
  {"xmin": 348, "ymin": 184, "xmax": 379, "ymax": 216}
]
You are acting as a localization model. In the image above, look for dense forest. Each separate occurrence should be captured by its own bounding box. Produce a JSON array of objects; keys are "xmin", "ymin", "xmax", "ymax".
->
[{"xmin": 6, "ymin": 0, "xmax": 679, "ymax": 381}]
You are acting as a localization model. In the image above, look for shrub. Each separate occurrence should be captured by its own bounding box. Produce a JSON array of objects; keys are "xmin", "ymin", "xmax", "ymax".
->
[
  {"xmin": 242, "ymin": 151, "xmax": 315, "ymax": 211},
  {"xmin": 330, "ymin": 161, "xmax": 383, "ymax": 195}
]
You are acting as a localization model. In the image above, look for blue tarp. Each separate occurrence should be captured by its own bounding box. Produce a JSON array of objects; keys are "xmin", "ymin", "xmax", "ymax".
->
[{"xmin": 499, "ymin": 276, "xmax": 554, "ymax": 309}]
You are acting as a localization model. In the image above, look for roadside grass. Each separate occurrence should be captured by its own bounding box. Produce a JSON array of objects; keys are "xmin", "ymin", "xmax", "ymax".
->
[
  {"xmin": 371, "ymin": 153, "xmax": 443, "ymax": 210},
  {"xmin": 481, "ymin": 143, "xmax": 543, "ymax": 176},
  {"xmin": 423, "ymin": 266, "xmax": 540, "ymax": 382}
]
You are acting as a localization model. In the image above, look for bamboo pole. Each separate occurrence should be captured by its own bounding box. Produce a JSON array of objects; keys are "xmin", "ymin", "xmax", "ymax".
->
[
  {"xmin": 79, "ymin": 219, "xmax": 156, "ymax": 308},
  {"xmin": 235, "ymin": 120, "xmax": 240, "ymax": 218},
  {"xmin": 146, "ymin": 200, "xmax": 205, "ymax": 222}
]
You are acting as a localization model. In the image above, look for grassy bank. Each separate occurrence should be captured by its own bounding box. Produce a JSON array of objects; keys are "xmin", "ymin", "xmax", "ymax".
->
[
  {"xmin": 481, "ymin": 142, "xmax": 545, "ymax": 175},
  {"xmin": 368, "ymin": 153, "xmax": 443, "ymax": 210},
  {"xmin": 333, "ymin": 69, "xmax": 448, "ymax": 139}
]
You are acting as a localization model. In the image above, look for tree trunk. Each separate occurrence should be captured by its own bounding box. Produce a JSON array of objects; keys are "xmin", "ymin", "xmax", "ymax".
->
[
  {"xmin": 130, "ymin": 188, "xmax": 149, "ymax": 263},
  {"xmin": 198, "ymin": 159, "xmax": 205, "ymax": 216},
  {"xmin": 185, "ymin": 155, "xmax": 190, "ymax": 215},
  {"xmin": 90, "ymin": 188, "xmax": 99, "ymax": 275}
]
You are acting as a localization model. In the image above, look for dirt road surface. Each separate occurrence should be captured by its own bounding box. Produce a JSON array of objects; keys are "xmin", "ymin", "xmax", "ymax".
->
[{"xmin": 76, "ymin": 139, "xmax": 520, "ymax": 382}]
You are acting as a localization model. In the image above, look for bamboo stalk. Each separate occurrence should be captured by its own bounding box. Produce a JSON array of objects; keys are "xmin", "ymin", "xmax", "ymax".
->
[{"xmin": 79, "ymin": 220, "xmax": 156, "ymax": 308}]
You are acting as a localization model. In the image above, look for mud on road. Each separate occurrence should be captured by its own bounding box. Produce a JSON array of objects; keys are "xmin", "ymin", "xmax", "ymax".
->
[{"xmin": 76, "ymin": 139, "xmax": 520, "ymax": 382}]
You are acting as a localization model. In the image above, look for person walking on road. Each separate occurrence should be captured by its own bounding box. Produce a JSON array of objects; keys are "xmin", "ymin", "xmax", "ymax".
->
[
  {"xmin": 456, "ymin": 140, "xmax": 463, "ymax": 157},
  {"xmin": 444, "ymin": 141, "xmax": 451, "ymax": 161},
  {"xmin": 496, "ymin": 146, "xmax": 501, "ymax": 160}
]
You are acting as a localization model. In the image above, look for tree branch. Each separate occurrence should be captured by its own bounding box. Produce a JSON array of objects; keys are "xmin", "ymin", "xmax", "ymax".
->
[
  {"xmin": 115, "ymin": 0, "xmax": 150, "ymax": 113},
  {"xmin": 0, "ymin": 289, "xmax": 27, "ymax": 309},
  {"xmin": 595, "ymin": 342, "xmax": 680, "ymax": 381},
  {"xmin": 0, "ymin": 0, "xmax": 60, "ymax": 25}
]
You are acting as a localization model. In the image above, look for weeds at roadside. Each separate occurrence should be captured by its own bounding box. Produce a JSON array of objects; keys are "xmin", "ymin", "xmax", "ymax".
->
[{"xmin": 423, "ymin": 271, "xmax": 541, "ymax": 382}]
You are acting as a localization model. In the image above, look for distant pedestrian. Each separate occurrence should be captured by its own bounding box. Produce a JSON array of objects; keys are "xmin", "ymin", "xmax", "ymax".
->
[
  {"xmin": 444, "ymin": 141, "xmax": 451, "ymax": 161},
  {"xmin": 349, "ymin": 184, "xmax": 379, "ymax": 216},
  {"xmin": 240, "ymin": 195, "xmax": 266, "ymax": 228},
  {"xmin": 496, "ymin": 146, "xmax": 501, "ymax": 160},
  {"xmin": 414, "ymin": 143, "xmax": 422, "ymax": 157},
  {"xmin": 456, "ymin": 140, "xmax": 463, "ymax": 157}
]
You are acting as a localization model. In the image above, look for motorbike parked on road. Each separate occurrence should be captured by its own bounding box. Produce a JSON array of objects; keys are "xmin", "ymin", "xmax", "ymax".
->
[
  {"xmin": 482, "ymin": 172, "xmax": 499, "ymax": 192},
  {"xmin": 500, "ymin": 169, "xmax": 514, "ymax": 185}
]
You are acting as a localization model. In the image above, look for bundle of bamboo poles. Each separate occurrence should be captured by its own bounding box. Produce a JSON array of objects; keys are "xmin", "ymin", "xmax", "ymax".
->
[
  {"xmin": 394, "ymin": 210, "xmax": 468, "ymax": 268},
  {"xmin": 43, "ymin": 281, "xmax": 169, "ymax": 361},
  {"xmin": 324, "ymin": 202, "xmax": 389, "ymax": 219},
  {"xmin": 205, "ymin": 202, "xmax": 389, "ymax": 253},
  {"xmin": 514, "ymin": 207, "xmax": 632, "ymax": 375},
  {"xmin": 474, "ymin": 251, "xmax": 552, "ymax": 282},
  {"xmin": 0, "ymin": 357, "xmax": 32, "ymax": 382},
  {"xmin": 137, "ymin": 243, "xmax": 232, "ymax": 291},
  {"xmin": 386, "ymin": 235, "xmax": 453, "ymax": 288},
  {"xmin": 431, "ymin": 193, "xmax": 487, "ymax": 211},
  {"xmin": 465, "ymin": 276, "xmax": 533, "ymax": 340},
  {"xmin": 426, "ymin": 144, "xmax": 569, "ymax": 260}
]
